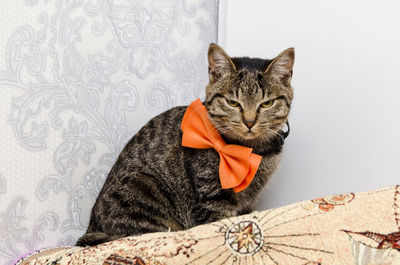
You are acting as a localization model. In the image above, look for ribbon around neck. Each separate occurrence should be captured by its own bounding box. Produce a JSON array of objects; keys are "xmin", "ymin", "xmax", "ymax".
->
[{"xmin": 181, "ymin": 99, "xmax": 262, "ymax": 193}]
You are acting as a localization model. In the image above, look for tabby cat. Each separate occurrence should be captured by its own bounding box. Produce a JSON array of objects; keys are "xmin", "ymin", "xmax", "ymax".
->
[{"xmin": 76, "ymin": 43, "xmax": 294, "ymax": 246}]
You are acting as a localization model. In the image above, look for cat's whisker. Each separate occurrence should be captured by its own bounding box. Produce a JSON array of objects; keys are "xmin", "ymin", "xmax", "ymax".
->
[{"xmin": 266, "ymin": 128, "xmax": 285, "ymax": 143}]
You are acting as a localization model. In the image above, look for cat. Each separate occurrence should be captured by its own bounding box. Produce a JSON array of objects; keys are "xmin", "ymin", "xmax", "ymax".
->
[{"xmin": 76, "ymin": 43, "xmax": 294, "ymax": 246}]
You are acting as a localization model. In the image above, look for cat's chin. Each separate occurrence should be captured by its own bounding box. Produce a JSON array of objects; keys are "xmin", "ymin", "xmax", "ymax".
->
[
  {"xmin": 241, "ymin": 132, "xmax": 260, "ymax": 140},
  {"xmin": 221, "ymin": 132, "xmax": 268, "ymax": 148}
]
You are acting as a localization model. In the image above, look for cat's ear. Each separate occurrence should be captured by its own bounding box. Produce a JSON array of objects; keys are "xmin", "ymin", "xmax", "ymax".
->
[
  {"xmin": 265, "ymin": 48, "xmax": 295, "ymax": 85},
  {"xmin": 208, "ymin": 43, "xmax": 236, "ymax": 83}
]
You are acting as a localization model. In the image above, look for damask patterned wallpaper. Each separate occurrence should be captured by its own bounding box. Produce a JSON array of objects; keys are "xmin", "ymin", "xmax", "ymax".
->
[{"xmin": 0, "ymin": 0, "xmax": 218, "ymax": 263}]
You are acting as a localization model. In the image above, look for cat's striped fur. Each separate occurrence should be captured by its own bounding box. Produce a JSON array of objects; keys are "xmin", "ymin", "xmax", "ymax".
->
[{"xmin": 76, "ymin": 43, "xmax": 294, "ymax": 246}]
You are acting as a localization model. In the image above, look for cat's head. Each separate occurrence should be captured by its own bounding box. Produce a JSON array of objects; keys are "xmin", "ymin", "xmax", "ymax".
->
[{"xmin": 204, "ymin": 43, "xmax": 294, "ymax": 148}]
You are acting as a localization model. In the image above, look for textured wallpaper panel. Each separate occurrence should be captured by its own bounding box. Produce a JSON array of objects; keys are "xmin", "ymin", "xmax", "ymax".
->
[{"xmin": 0, "ymin": 0, "xmax": 218, "ymax": 264}]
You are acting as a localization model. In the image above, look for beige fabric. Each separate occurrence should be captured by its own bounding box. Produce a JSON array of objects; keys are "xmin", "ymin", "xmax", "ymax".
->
[{"xmin": 16, "ymin": 185, "xmax": 400, "ymax": 265}]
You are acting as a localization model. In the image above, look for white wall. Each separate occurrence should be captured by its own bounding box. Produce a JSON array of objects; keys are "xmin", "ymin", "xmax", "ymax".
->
[{"xmin": 221, "ymin": 0, "xmax": 400, "ymax": 210}]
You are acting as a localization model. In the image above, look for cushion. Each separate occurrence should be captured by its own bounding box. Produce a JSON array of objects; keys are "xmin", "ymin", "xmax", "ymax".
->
[{"xmin": 16, "ymin": 185, "xmax": 400, "ymax": 265}]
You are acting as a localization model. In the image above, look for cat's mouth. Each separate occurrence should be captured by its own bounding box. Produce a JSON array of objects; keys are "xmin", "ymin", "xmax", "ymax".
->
[
  {"xmin": 242, "ymin": 130, "xmax": 259, "ymax": 140},
  {"xmin": 218, "ymin": 125, "xmax": 265, "ymax": 142}
]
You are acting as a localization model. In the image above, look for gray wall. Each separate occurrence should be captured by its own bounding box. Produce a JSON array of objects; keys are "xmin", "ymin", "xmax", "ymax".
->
[{"xmin": 221, "ymin": 0, "xmax": 400, "ymax": 210}]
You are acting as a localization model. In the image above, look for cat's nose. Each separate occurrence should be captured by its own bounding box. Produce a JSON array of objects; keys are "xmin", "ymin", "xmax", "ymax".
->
[{"xmin": 244, "ymin": 119, "xmax": 255, "ymax": 129}]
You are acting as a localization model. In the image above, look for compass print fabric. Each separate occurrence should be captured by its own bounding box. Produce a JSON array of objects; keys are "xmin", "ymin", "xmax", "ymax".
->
[{"xmin": 16, "ymin": 185, "xmax": 400, "ymax": 264}]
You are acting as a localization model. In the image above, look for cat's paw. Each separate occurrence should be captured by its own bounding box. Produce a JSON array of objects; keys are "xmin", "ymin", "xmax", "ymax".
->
[{"xmin": 75, "ymin": 232, "xmax": 110, "ymax": 246}]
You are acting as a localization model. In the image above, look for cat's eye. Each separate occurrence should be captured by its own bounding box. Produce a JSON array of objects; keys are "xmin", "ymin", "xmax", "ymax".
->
[
  {"xmin": 260, "ymin": 100, "xmax": 275, "ymax": 108},
  {"xmin": 227, "ymin": 99, "xmax": 240, "ymax": 107}
]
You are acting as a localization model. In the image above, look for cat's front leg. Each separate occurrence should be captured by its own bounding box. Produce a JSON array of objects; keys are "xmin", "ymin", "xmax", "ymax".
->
[
  {"xmin": 237, "ymin": 205, "xmax": 254, "ymax": 216},
  {"xmin": 191, "ymin": 198, "xmax": 241, "ymax": 226},
  {"xmin": 77, "ymin": 171, "xmax": 184, "ymax": 246}
]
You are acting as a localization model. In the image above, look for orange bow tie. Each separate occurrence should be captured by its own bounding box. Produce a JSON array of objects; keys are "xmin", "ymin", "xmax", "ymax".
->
[{"xmin": 181, "ymin": 99, "xmax": 262, "ymax": 193}]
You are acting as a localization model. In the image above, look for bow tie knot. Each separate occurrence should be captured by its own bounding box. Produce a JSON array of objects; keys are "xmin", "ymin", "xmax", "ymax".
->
[
  {"xmin": 181, "ymin": 99, "xmax": 262, "ymax": 193},
  {"xmin": 214, "ymin": 140, "xmax": 224, "ymax": 152}
]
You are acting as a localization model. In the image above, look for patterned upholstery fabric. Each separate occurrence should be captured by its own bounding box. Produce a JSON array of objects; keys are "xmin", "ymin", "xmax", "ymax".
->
[
  {"xmin": 15, "ymin": 185, "xmax": 400, "ymax": 265},
  {"xmin": 0, "ymin": 1, "xmax": 218, "ymax": 264}
]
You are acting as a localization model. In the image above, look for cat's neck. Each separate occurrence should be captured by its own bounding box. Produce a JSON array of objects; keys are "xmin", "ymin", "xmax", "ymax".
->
[{"xmin": 221, "ymin": 134, "xmax": 284, "ymax": 156}]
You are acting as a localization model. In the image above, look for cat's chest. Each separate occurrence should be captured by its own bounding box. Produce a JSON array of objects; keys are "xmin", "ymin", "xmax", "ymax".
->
[
  {"xmin": 185, "ymin": 148, "xmax": 220, "ymax": 175},
  {"xmin": 258, "ymin": 152, "xmax": 282, "ymax": 175}
]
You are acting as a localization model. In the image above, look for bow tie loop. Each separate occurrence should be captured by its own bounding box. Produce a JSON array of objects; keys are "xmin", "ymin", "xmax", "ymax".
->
[{"xmin": 181, "ymin": 99, "xmax": 262, "ymax": 193}]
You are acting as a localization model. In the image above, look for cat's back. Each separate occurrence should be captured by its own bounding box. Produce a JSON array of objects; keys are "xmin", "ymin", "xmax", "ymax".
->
[
  {"xmin": 122, "ymin": 105, "xmax": 187, "ymax": 169},
  {"xmin": 85, "ymin": 105, "xmax": 198, "ymax": 237}
]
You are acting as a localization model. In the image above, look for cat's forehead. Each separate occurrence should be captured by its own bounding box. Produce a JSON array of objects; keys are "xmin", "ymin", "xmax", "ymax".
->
[
  {"xmin": 227, "ymin": 73, "xmax": 280, "ymax": 101},
  {"xmin": 226, "ymin": 71, "xmax": 263, "ymax": 101},
  {"xmin": 230, "ymin": 57, "xmax": 272, "ymax": 94},
  {"xmin": 234, "ymin": 71, "xmax": 260, "ymax": 95}
]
